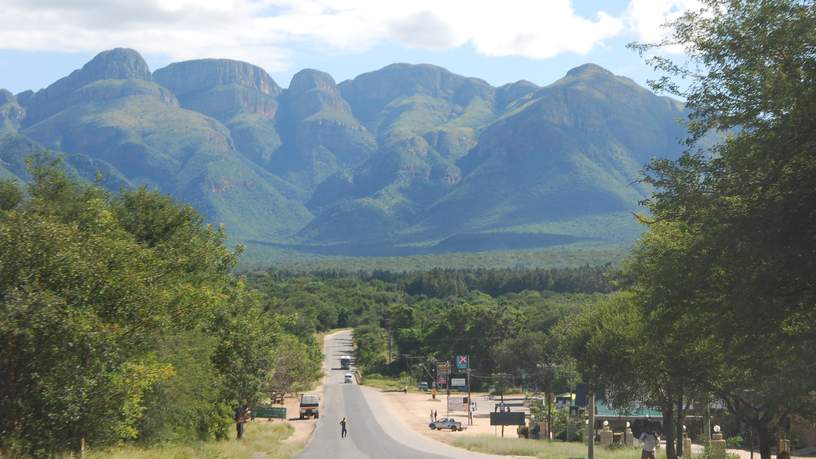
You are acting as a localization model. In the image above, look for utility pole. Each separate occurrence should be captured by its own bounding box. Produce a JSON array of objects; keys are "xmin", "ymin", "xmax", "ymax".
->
[
  {"xmin": 547, "ymin": 389, "xmax": 553, "ymax": 441},
  {"xmin": 446, "ymin": 360, "xmax": 451, "ymax": 416},
  {"xmin": 704, "ymin": 395, "xmax": 711, "ymax": 445},
  {"xmin": 588, "ymin": 390, "xmax": 595, "ymax": 459},
  {"xmin": 546, "ymin": 366, "xmax": 553, "ymax": 441},
  {"xmin": 467, "ymin": 359, "xmax": 472, "ymax": 425},
  {"xmin": 387, "ymin": 327, "xmax": 392, "ymax": 363}
]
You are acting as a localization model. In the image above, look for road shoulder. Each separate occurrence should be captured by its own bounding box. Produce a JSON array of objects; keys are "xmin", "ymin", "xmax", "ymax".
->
[{"xmin": 359, "ymin": 385, "xmax": 508, "ymax": 459}]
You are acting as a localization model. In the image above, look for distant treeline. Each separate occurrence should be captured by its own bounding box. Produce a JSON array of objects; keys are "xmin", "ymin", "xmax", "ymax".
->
[{"xmin": 255, "ymin": 265, "xmax": 613, "ymax": 298}]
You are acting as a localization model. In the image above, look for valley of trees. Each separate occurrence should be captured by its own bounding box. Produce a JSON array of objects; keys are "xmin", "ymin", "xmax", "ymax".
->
[{"xmin": 246, "ymin": 266, "xmax": 611, "ymax": 378}]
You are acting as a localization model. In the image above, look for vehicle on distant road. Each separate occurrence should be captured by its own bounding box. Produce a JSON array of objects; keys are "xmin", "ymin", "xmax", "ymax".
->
[
  {"xmin": 340, "ymin": 356, "xmax": 351, "ymax": 370},
  {"xmin": 299, "ymin": 394, "xmax": 320, "ymax": 419},
  {"xmin": 418, "ymin": 381, "xmax": 429, "ymax": 391},
  {"xmin": 344, "ymin": 373, "xmax": 354, "ymax": 384},
  {"xmin": 429, "ymin": 418, "xmax": 465, "ymax": 431}
]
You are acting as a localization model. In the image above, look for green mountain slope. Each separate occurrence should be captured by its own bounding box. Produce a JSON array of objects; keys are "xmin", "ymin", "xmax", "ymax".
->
[
  {"xmin": 411, "ymin": 64, "xmax": 688, "ymax": 242},
  {"xmin": 270, "ymin": 69, "xmax": 377, "ymax": 190},
  {"xmin": 1, "ymin": 50, "xmax": 693, "ymax": 256},
  {"xmin": 16, "ymin": 49, "xmax": 310, "ymax": 241},
  {"xmin": 300, "ymin": 64, "xmax": 506, "ymax": 242}
]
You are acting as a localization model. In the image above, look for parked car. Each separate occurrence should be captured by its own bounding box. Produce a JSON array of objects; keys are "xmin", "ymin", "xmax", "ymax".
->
[
  {"xmin": 429, "ymin": 418, "xmax": 465, "ymax": 431},
  {"xmin": 419, "ymin": 381, "xmax": 429, "ymax": 391},
  {"xmin": 344, "ymin": 373, "xmax": 354, "ymax": 384}
]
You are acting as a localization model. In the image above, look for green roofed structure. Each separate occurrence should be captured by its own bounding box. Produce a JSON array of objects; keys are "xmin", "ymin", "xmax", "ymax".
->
[{"xmin": 594, "ymin": 400, "xmax": 662, "ymax": 420}]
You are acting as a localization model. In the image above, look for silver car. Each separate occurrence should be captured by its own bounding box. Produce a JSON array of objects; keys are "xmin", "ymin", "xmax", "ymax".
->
[{"xmin": 429, "ymin": 417, "xmax": 465, "ymax": 431}]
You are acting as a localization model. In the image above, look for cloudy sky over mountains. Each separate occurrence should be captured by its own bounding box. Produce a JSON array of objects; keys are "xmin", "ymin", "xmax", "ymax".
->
[{"xmin": 0, "ymin": 0, "xmax": 696, "ymax": 93}]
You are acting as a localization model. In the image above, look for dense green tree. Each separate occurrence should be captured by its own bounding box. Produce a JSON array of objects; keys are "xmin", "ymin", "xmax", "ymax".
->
[
  {"xmin": 0, "ymin": 180, "xmax": 22, "ymax": 211},
  {"xmin": 0, "ymin": 161, "xmax": 228, "ymax": 455},
  {"xmin": 630, "ymin": 1, "xmax": 816, "ymax": 457},
  {"xmin": 266, "ymin": 334, "xmax": 323, "ymax": 395},
  {"xmin": 210, "ymin": 287, "xmax": 281, "ymax": 407},
  {"xmin": 0, "ymin": 159, "xmax": 322, "ymax": 456}
]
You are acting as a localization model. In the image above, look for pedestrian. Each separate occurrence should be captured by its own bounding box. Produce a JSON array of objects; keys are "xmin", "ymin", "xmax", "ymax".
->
[
  {"xmin": 340, "ymin": 417, "xmax": 348, "ymax": 438},
  {"xmin": 430, "ymin": 409, "xmax": 434, "ymax": 423},
  {"xmin": 639, "ymin": 426, "xmax": 660, "ymax": 459},
  {"xmin": 433, "ymin": 410, "xmax": 437, "ymax": 421}
]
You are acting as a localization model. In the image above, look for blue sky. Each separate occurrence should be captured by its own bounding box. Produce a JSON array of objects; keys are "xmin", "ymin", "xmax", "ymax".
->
[{"xmin": 0, "ymin": 0, "xmax": 693, "ymax": 94}]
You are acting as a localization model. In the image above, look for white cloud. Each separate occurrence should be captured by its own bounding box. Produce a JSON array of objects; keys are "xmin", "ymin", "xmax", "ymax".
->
[
  {"xmin": 625, "ymin": 0, "xmax": 700, "ymax": 52},
  {"xmin": 0, "ymin": 0, "xmax": 694, "ymax": 72}
]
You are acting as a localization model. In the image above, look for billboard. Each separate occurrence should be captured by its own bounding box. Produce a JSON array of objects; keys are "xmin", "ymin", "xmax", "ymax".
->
[
  {"xmin": 490, "ymin": 412, "xmax": 526, "ymax": 426},
  {"xmin": 447, "ymin": 396, "xmax": 469, "ymax": 412},
  {"xmin": 456, "ymin": 355, "xmax": 469, "ymax": 369},
  {"xmin": 451, "ymin": 378, "xmax": 466, "ymax": 387},
  {"xmin": 436, "ymin": 361, "xmax": 450, "ymax": 376}
]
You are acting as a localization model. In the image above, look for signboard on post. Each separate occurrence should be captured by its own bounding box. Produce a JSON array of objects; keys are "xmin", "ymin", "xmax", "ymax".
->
[
  {"xmin": 451, "ymin": 378, "xmax": 466, "ymax": 387},
  {"xmin": 448, "ymin": 397, "xmax": 469, "ymax": 412},
  {"xmin": 436, "ymin": 361, "xmax": 450, "ymax": 376},
  {"xmin": 436, "ymin": 361, "xmax": 450, "ymax": 388},
  {"xmin": 490, "ymin": 412, "xmax": 526, "ymax": 426},
  {"xmin": 456, "ymin": 355, "xmax": 469, "ymax": 370}
]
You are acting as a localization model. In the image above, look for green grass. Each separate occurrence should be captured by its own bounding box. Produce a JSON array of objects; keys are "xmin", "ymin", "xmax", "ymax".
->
[
  {"xmin": 361, "ymin": 373, "xmax": 417, "ymax": 392},
  {"xmin": 86, "ymin": 422, "xmax": 301, "ymax": 459},
  {"xmin": 452, "ymin": 436, "xmax": 642, "ymax": 459}
]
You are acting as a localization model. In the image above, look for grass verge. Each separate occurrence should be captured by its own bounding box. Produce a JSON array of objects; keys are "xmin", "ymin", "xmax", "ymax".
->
[
  {"xmin": 360, "ymin": 373, "xmax": 416, "ymax": 392},
  {"xmin": 87, "ymin": 422, "xmax": 302, "ymax": 459},
  {"xmin": 452, "ymin": 435, "xmax": 643, "ymax": 459}
]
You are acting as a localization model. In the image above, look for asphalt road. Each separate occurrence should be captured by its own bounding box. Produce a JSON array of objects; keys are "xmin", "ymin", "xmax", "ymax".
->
[{"xmin": 297, "ymin": 330, "xmax": 501, "ymax": 459}]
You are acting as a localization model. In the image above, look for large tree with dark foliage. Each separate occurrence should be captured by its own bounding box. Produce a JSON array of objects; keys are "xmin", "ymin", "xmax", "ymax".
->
[
  {"xmin": 629, "ymin": 1, "xmax": 816, "ymax": 458},
  {"xmin": 0, "ymin": 158, "xmax": 321, "ymax": 456}
]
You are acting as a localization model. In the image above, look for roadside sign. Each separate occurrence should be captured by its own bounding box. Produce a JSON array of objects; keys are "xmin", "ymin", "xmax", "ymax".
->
[
  {"xmin": 490, "ymin": 412, "xmax": 525, "ymax": 426},
  {"xmin": 448, "ymin": 397, "xmax": 469, "ymax": 412},
  {"xmin": 436, "ymin": 361, "xmax": 450, "ymax": 376},
  {"xmin": 451, "ymin": 378, "xmax": 466, "ymax": 386},
  {"xmin": 437, "ymin": 375, "xmax": 447, "ymax": 386},
  {"xmin": 456, "ymin": 355, "xmax": 469, "ymax": 369}
]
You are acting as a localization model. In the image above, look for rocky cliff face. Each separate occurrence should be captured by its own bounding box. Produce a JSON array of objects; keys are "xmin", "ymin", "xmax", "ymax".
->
[
  {"xmin": 269, "ymin": 69, "xmax": 377, "ymax": 189},
  {"xmin": 154, "ymin": 59, "xmax": 281, "ymax": 97},
  {"xmin": 285, "ymin": 69, "xmax": 353, "ymax": 121},
  {"xmin": 0, "ymin": 90, "xmax": 25, "ymax": 133},
  {"xmin": 153, "ymin": 59, "xmax": 281, "ymax": 122},
  {"xmin": 19, "ymin": 48, "xmax": 152, "ymax": 125},
  {"xmin": 339, "ymin": 63, "xmax": 495, "ymax": 126}
]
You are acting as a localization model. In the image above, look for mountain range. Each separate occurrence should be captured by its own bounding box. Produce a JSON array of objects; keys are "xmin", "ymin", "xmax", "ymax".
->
[{"xmin": 0, "ymin": 48, "xmax": 690, "ymax": 256}]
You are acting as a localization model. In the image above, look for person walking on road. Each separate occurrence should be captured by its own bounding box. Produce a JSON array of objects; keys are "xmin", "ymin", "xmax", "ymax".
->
[
  {"xmin": 340, "ymin": 417, "xmax": 348, "ymax": 438},
  {"xmin": 430, "ymin": 409, "xmax": 434, "ymax": 423},
  {"xmin": 639, "ymin": 427, "xmax": 660, "ymax": 459}
]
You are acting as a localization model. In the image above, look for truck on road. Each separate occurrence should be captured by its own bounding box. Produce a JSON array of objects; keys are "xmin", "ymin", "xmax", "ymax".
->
[
  {"xmin": 299, "ymin": 394, "xmax": 320, "ymax": 419},
  {"xmin": 340, "ymin": 355, "xmax": 351, "ymax": 370}
]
